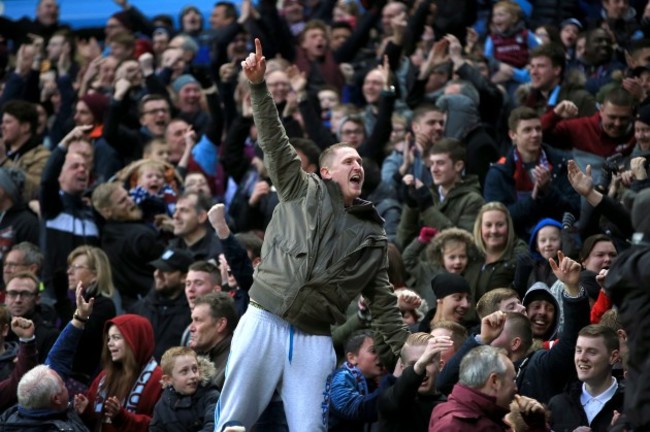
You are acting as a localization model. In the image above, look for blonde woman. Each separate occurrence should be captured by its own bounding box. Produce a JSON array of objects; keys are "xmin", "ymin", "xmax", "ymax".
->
[{"xmin": 65, "ymin": 246, "xmax": 117, "ymax": 390}]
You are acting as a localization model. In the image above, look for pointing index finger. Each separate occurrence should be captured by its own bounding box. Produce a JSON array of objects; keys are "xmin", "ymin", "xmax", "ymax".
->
[{"xmin": 255, "ymin": 38, "xmax": 263, "ymax": 60}]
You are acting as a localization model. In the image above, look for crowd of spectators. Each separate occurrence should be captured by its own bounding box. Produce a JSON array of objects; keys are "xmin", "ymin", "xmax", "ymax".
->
[{"xmin": 0, "ymin": 0, "xmax": 650, "ymax": 430}]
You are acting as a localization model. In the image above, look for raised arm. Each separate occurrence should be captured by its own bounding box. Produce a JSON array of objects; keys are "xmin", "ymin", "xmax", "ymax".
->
[{"xmin": 243, "ymin": 39, "xmax": 309, "ymax": 202}]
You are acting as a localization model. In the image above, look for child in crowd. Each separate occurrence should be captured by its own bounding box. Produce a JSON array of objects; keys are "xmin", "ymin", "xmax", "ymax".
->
[
  {"xmin": 128, "ymin": 159, "xmax": 178, "ymax": 223},
  {"xmin": 327, "ymin": 331, "xmax": 386, "ymax": 431},
  {"xmin": 485, "ymin": 1, "xmax": 540, "ymax": 81},
  {"xmin": 150, "ymin": 346, "xmax": 220, "ymax": 432},
  {"xmin": 143, "ymin": 138, "xmax": 172, "ymax": 163}
]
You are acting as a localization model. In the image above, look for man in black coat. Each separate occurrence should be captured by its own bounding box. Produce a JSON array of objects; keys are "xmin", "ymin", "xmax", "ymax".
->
[
  {"xmin": 130, "ymin": 248, "xmax": 193, "ymax": 361},
  {"xmin": 378, "ymin": 332, "xmax": 452, "ymax": 432},
  {"xmin": 548, "ymin": 325, "xmax": 624, "ymax": 432},
  {"xmin": 92, "ymin": 182, "xmax": 166, "ymax": 310},
  {"xmin": 0, "ymin": 363, "xmax": 88, "ymax": 431},
  {"xmin": 605, "ymin": 188, "xmax": 650, "ymax": 431}
]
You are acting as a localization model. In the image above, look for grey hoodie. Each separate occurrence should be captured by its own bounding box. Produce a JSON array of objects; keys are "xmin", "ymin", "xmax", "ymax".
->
[{"xmin": 523, "ymin": 282, "xmax": 560, "ymax": 342}]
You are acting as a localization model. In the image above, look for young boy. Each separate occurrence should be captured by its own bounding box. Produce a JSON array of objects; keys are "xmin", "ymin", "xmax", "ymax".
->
[
  {"xmin": 150, "ymin": 346, "xmax": 220, "ymax": 432},
  {"xmin": 327, "ymin": 331, "xmax": 386, "ymax": 431},
  {"xmin": 129, "ymin": 160, "xmax": 177, "ymax": 222}
]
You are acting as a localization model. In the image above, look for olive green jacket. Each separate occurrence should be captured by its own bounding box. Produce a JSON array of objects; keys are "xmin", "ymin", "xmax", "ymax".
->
[
  {"xmin": 396, "ymin": 175, "xmax": 484, "ymax": 250},
  {"xmin": 248, "ymin": 82, "xmax": 408, "ymax": 354}
]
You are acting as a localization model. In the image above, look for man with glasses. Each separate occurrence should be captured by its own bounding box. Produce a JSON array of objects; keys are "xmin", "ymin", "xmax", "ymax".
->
[
  {"xmin": 2, "ymin": 242, "xmax": 43, "ymax": 301},
  {"xmin": 104, "ymin": 93, "xmax": 172, "ymax": 165},
  {"xmin": 4, "ymin": 272, "xmax": 58, "ymax": 363}
]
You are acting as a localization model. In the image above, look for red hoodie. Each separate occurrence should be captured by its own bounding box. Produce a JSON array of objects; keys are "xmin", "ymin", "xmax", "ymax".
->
[{"xmin": 83, "ymin": 314, "xmax": 163, "ymax": 432}]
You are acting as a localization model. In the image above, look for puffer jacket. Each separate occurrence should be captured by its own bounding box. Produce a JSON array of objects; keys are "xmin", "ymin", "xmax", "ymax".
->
[
  {"xmin": 248, "ymin": 82, "xmax": 408, "ymax": 353},
  {"xmin": 396, "ymin": 175, "xmax": 485, "ymax": 249}
]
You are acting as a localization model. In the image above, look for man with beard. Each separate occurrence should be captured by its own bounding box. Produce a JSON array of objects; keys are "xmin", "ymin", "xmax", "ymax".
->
[
  {"xmin": 91, "ymin": 182, "xmax": 166, "ymax": 310},
  {"xmin": 131, "ymin": 248, "xmax": 193, "ymax": 361}
]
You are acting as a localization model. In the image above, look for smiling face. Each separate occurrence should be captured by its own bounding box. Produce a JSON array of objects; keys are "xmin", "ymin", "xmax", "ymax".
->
[
  {"xmin": 526, "ymin": 299, "xmax": 555, "ymax": 338},
  {"xmin": 320, "ymin": 146, "xmax": 364, "ymax": 206},
  {"xmin": 510, "ymin": 118, "xmax": 543, "ymax": 161},
  {"xmin": 429, "ymin": 152, "xmax": 463, "ymax": 190},
  {"xmin": 167, "ymin": 354, "xmax": 200, "ymax": 395},
  {"xmin": 401, "ymin": 343, "xmax": 440, "ymax": 395},
  {"xmin": 582, "ymin": 240, "xmax": 617, "ymax": 272},
  {"xmin": 530, "ymin": 55, "xmax": 561, "ymax": 92},
  {"xmin": 107, "ymin": 325, "xmax": 127, "ymax": 362},
  {"xmin": 437, "ymin": 293, "xmax": 470, "ymax": 323},
  {"xmin": 536, "ymin": 225, "xmax": 561, "ymax": 261},
  {"xmin": 481, "ymin": 210, "xmax": 509, "ymax": 254},
  {"xmin": 441, "ymin": 240, "xmax": 468, "ymax": 274},
  {"xmin": 600, "ymin": 101, "xmax": 634, "ymax": 139},
  {"xmin": 575, "ymin": 335, "xmax": 618, "ymax": 386}
]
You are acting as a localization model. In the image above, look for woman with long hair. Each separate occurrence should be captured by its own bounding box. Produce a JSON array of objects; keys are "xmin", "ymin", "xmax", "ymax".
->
[
  {"xmin": 47, "ymin": 285, "xmax": 162, "ymax": 431},
  {"xmin": 466, "ymin": 202, "xmax": 529, "ymax": 301},
  {"xmin": 66, "ymin": 246, "xmax": 117, "ymax": 390}
]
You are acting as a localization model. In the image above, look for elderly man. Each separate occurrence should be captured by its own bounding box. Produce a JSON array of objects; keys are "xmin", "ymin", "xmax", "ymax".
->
[{"xmin": 0, "ymin": 364, "xmax": 88, "ymax": 431}]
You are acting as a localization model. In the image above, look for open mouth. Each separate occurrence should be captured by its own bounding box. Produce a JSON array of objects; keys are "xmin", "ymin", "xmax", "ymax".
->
[{"xmin": 350, "ymin": 174, "xmax": 362, "ymax": 184}]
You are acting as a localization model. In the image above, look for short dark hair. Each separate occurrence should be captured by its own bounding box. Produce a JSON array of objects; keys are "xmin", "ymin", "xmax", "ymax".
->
[
  {"xmin": 579, "ymin": 234, "xmax": 614, "ymax": 263},
  {"xmin": 188, "ymin": 260, "xmax": 220, "ymax": 285},
  {"xmin": 138, "ymin": 94, "xmax": 169, "ymax": 117},
  {"xmin": 2, "ymin": 100, "xmax": 38, "ymax": 135},
  {"xmin": 508, "ymin": 106, "xmax": 540, "ymax": 132},
  {"xmin": 290, "ymin": 137, "xmax": 321, "ymax": 169},
  {"xmin": 412, "ymin": 103, "xmax": 443, "ymax": 124},
  {"xmin": 234, "ymin": 232, "xmax": 263, "ymax": 260},
  {"xmin": 180, "ymin": 190, "xmax": 212, "ymax": 213},
  {"xmin": 604, "ymin": 87, "xmax": 635, "ymax": 108},
  {"xmin": 344, "ymin": 330, "xmax": 374, "ymax": 356},
  {"xmin": 505, "ymin": 312, "xmax": 533, "ymax": 353},
  {"xmin": 428, "ymin": 138, "xmax": 466, "ymax": 164},
  {"xmin": 578, "ymin": 324, "xmax": 619, "ymax": 353},
  {"xmin": 6, "ymin": 271, "xmax": 40, "ymax": 292},
  {"xmin": 194, "ymin": 292, "xmax": 239, "ymax": 333},
  {"xmin": 215, "ymin": 1, "xmax": 238, "ymax": 19},
  {"xmin": 529, "ymin": 42, "xmax": 566, "ymax": 69}
]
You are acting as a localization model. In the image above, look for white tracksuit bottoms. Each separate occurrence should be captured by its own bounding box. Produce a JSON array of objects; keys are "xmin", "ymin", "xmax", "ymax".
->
[{"xmin": 214, "ymin": 305, "xmax": 337, "ymax": 431}]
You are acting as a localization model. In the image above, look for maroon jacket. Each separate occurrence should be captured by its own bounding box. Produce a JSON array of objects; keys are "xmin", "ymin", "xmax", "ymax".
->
[
  {"xmin": 0, "ymin": 339, "xmax": 38, "ymax": 412},
  {"xmin": 429, "ymin": 384, "xmax": 509, "ymax": 432},
  {"xmin": 542, "ymin": 111, "xmax": 635, "ymax": 157}
]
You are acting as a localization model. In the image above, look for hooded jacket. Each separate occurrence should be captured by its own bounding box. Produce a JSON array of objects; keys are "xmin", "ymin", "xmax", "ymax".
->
[
  {"xmin": 83, "ymin": 314, "xmax": 163, "ymax": 432},
  {"xmin": 523, "ymin": 282, "xmax": 561, "ymax": 342}
]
